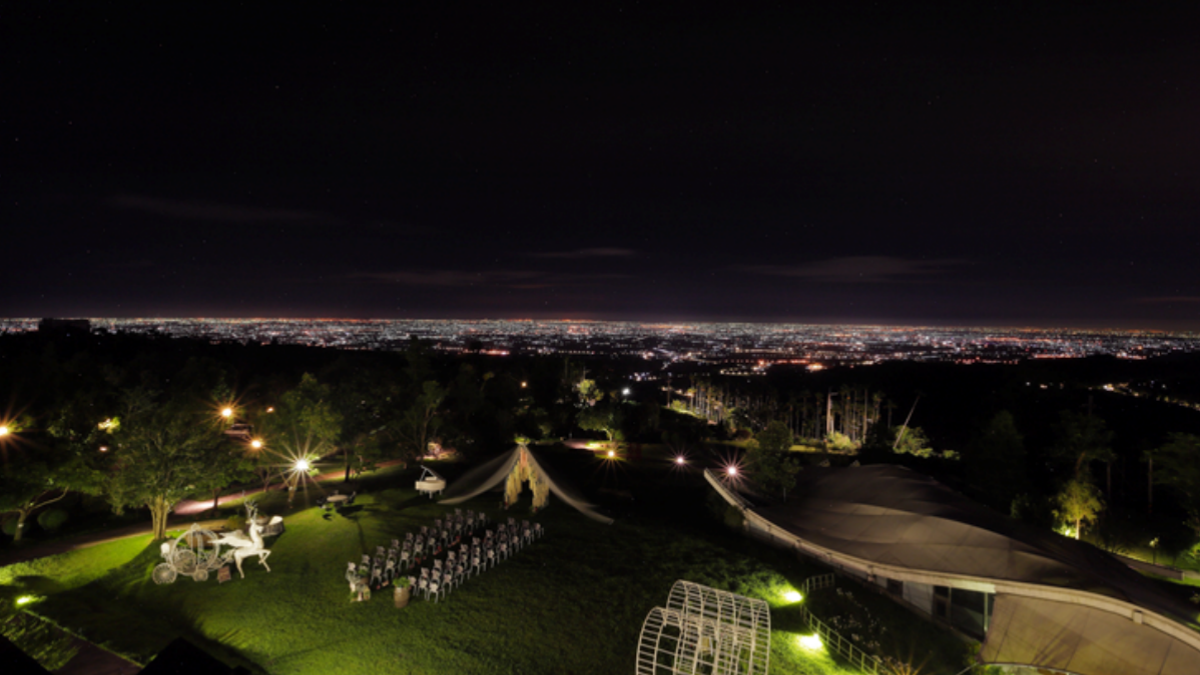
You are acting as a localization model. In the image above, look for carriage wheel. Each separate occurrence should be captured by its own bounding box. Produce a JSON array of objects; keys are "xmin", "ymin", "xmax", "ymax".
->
[
  {"xmin": 152, "ymin": 563, "xmax": 178, "ymax": 585},
  {"xmin": 192, "ymin": 568, "xmax": 209, "ymax": 582},
  {"xmin": 174, "ymin": 549, "xmax": 197, "ymax": 575}
]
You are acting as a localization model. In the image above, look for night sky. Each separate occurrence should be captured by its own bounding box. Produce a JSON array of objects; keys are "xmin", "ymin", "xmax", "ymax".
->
[{"xmin": 5, "ymin": 3, "xmax": 1200, "ymax": 329}]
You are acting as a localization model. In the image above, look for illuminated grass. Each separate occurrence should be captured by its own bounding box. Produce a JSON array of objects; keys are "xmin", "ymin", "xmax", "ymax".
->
[{"xmin": 0, "ymin": 460, "xmax": 963, "ymax": 674}]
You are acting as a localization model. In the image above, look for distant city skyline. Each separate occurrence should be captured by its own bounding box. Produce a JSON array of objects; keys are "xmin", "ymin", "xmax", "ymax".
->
[{"xmin": 8, "ymin": 318, "xmax": 1197, "ymax": 367}]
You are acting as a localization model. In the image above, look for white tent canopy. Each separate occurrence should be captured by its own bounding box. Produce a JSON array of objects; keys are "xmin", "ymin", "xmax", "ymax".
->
[{"xmin": 439, "ymin": 445, "xmax": 613, "ymax": 524}]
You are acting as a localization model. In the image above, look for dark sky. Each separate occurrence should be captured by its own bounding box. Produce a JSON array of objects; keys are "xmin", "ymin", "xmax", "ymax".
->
[{"xmin": 5, "ymin": 3, "xmax": 1200, "ymax": 329}]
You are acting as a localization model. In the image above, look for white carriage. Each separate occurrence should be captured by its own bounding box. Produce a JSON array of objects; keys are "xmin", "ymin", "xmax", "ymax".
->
[
  {"xmin": 153, "ymin": 523, "xmax": 228, "ymax": 584},
  {"xmin": 152, "ymin": 502, "xmax": 276, "ymax": 584}
]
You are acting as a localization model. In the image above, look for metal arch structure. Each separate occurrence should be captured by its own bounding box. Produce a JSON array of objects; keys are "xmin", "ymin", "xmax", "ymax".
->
[{"xmin": 636, "ymin": 580, "xmax": 770, "ymax": 675}]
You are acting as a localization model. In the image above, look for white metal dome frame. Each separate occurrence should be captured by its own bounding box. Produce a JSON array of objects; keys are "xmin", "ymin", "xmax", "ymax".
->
[{"xmin": 636, "ymin": 580, "xmax": 770, "ymax": 675}]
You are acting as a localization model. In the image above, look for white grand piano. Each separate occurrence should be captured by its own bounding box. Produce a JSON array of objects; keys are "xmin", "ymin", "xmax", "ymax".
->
[{"xmin": 415, "ymin": 465, "xmax": 446, "ymax": 499}]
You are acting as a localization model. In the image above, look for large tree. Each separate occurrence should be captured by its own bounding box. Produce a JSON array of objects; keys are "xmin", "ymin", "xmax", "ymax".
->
[
  {"xmin": 748, "ymin": 420, "xmax": 797, "ymax": 499},
  {"xmin": 1054, "ymin": 477, "xmax": 1104, "ymax": 540},
  {"xmin": 964, "ymin": 411, "xmax": 1027, "ymax": 511},
  {"xmin": 107, "ymin": 389, "xmax": 233, "ymax": 539},
  {"xmin": 578, "ymin": 398, "xmax": 623, "ymax": 448},
  {"xmin": 257, "ymin": 373, "xmax": 343, "ymax": 504},
  {"xmin": 396, "ymin": 380, "xmax": 447, "ymax": 461},
  {"xmin": 1153, "ymin": 433, "xmax": 1200, "ymax": 523},
  {"xmin": 329, "ymin": 366, "xmax": 393, "ymax": 482},
  {"xmin": 0, "ymin": 415, "xmax": 98, "ymax": 542},
  {"xmin": 1051, "ymin": 411, "xmax": 1114, "ymax": 481}
]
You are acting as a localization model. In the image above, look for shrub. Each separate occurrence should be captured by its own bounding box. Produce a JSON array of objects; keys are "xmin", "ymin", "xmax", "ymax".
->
[
  {"xmin": 1, "ymin": 516, "xmax": 17, "ymax": 537},
  {"xmin": 37, "ymin": 509, "xmax": 69, "ymax": 533},
  {"xmin": 825, "ymin": 431, "xmax": 858, "ymax": 453},
  {"xmin": 225, "ymin": 514, "xmax": 247, "ymax": 532}
]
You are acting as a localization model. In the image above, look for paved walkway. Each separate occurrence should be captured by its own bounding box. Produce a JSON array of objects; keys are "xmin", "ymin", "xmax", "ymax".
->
[{"xmin": 0, "ymin": 459, "xmax": 407, "ymax": 567}]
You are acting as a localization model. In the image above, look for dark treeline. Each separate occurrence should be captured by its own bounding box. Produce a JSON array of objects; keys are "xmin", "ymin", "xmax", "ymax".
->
[
  {"xmin": 677, "ymin": 355, "xmax": 1200, "ymax": 560},
  {"xmin": 4, "ymin": 330, "xmax": 1200, "ymax": 564},
  {"xmin": 0, "ymin": 331, "xmax": 617, "ymax": 541}
]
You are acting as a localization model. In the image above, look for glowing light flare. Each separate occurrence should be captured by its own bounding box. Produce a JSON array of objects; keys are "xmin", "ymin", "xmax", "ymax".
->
[
  {"xmin": 607, "ymin": 450, "xmax": 616, "ymax": 459},
  {"xmin": 675, "ymin": 455, "xmax": 686, "ymax": 465},
  {"xmin": 99, "ymin": 446, "xmax": 109, "ymax": 453},
  {"xmin": 250, "ymin": 439, "xmax": 263, "ymax": 449},
  {"xmin": 726, "ymin": 465, "xmax": 738, "ymax": 477},
  {"xmin": 622, "ymin": 388, "xmax": 631, "ymax": 396},
  {"xmin": 294, "ymin": 458, "xmax": 311, "ymax": 473},
  {"xmin": 798, "ymin": 633, "xmax": 823, "ymax": 651},
  {"xmin": 0, "ymin": 426, "xmax": 8, "ymax": 437},
  {"xmin": 266, "ymin": 407, "xmax": 275, "ymax": 413},
  {"xmin": 15, "ymin": 595, "xmax": 36, "ymax": 606},
  {"xmin": 784, "ymin": 590, "xmax": 803, "ymax": 603},
  {"xmin": 220, "ymin": 407, "xmax": 234, "ymax": 419}
]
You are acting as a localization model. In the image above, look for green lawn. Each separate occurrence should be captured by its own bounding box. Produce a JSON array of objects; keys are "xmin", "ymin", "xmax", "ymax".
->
[{"xmin": 1, "ymin": 457, "xmax": 972, "ymax": 674}]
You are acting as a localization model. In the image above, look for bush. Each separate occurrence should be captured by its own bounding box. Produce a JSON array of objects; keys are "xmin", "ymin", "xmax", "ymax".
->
[
  {"xmin": 225, "ymin": 514, "xmax": 247, "ymax": 532},
  {"xmin": 37, "ymin": 509, "xmax": 69, "ymax": 533},
  {"xmin": 825, "ymin": 431, "xmax": 857, "ymax": 453},
  {"xmin": 1, "ymin": 516, "xmax": 17, "ymax": 537}
]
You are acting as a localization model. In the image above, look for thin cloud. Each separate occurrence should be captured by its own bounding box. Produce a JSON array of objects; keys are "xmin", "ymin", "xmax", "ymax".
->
[
  {"xmin": 1136, "ymin": 296, "xmax": 1200, "ymax": 304},
  {"xmin": 352, "ymin": 270, "xmax": 541, "ymax": 287},
  {"xmin": 738, "ymin": 256, "xmax": 969, "ymax": 283},
  {"xmin": 529, "ymin": 247, "xmax": 638, "ymax": 259},
  {"xmin": 110, "ymin": 195, "xmax": 325, "ymax": 223},
  {"xmin": 351, "ymin": 269, "xmax": 633, "ymax": 288}
]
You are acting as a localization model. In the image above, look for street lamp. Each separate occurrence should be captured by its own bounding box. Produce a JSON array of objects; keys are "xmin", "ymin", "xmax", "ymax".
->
[
  {"xmin": 294, "ymin": 458, "xmax": 311, "ymax": 473},
  {"xmin": 250, "ymin": 439, "xmax": 263, "ymax": 450},
  {"xmin": 220, "ymin": 407, "xmax": 234, "ymax": 419},
  {"xmin": 0, "ymin": 426, "xmax": 8, "ymax": 437}
]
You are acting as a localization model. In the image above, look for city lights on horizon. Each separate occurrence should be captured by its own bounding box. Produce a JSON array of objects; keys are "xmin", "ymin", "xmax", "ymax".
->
[{"xmin": 0, "ymin": 318, "xmax": 1190, "ymax": 365}]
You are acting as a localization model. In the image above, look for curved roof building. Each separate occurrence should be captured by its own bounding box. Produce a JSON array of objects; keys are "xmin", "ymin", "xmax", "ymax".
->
[{"xmin": 709, "ymin": 464, "xmax": 1200, "ymax": 675}]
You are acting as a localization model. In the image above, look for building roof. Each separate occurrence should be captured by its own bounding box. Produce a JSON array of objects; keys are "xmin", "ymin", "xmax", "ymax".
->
[{"xmin": 755, "ymin": 464, "xmax": 1198, "ymax": 627}]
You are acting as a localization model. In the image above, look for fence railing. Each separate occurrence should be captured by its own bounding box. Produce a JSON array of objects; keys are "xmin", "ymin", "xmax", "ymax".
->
[
  {"xmin": 799, "ymin": 575, "xmax": 883, "ymax": 675},
  {"xmin": 802, "ymin": 573, "xmax": 836, "ymax": 596}
]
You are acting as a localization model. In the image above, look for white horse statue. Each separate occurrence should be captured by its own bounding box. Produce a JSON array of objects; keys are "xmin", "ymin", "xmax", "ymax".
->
[{"xmin": 215, "ymin": 502, "xmax": 273, "ymax": 578}]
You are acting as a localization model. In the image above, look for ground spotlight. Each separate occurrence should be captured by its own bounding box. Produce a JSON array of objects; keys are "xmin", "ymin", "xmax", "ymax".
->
[{"xmin": 798, "ymin": 633, "xmax": 823, "ymax": 651}]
